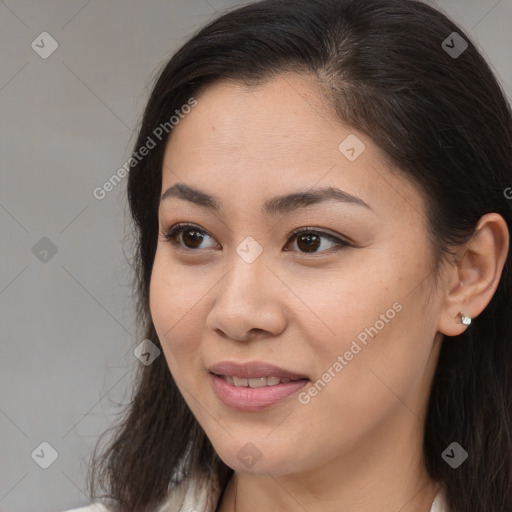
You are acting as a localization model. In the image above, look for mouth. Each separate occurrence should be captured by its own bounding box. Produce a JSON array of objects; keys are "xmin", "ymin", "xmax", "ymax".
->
[
  {"xmin": 208, "ymin": 360, "xmax": 309, "ymax": 380},
  {"xmin": 214, "ymin": 374, "xmax": 307, "ymax": 388},
  {"xmin": 208, "ymin": 361, "xmax": 310, "ymax": 411}
]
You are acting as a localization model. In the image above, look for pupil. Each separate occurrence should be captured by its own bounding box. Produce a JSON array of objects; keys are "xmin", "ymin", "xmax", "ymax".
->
[
  {"xmin": 183, "ymin": 229, "xmax": 203, "ymax": 248},
  {"xmin": 298, "ymin": 233, "xmax": 320, "ymax": 252}
]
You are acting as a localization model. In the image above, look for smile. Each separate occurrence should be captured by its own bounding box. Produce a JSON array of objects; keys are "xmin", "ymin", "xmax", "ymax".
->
[{"xmin": 218, "ymin": 375, "xmax": 305, "ymax": 388}]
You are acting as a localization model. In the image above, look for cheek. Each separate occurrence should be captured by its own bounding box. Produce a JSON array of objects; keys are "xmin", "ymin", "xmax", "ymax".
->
[
  {"xmin": 149, "ymin": 248, "xmax": 205, "ymax": 369},
  {"xmin": 296, "ymin": 251, "xmax": 434, "ymax": 409},
  {"xmin": 289, "ymin": 261, "xmax": 401, "ymax": 359}
]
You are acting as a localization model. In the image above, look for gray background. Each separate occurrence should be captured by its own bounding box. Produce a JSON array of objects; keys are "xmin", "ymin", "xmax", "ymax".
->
[{"xmin": 0, "ymin": 1, "xmax": 511, "ymax": 511}]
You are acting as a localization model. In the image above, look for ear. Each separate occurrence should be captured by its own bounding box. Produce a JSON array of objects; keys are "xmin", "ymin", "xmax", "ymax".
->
[{"xmin": 438, "ymin": 213, "xmax": 509, "ymax": 337}]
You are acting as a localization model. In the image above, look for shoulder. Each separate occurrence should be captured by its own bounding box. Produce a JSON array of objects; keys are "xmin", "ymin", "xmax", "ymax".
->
[
  {"xmin": 156, "ymin": 472, "xmax": 222, "ymax": 512},
  {"xmin": 59, "ymin": 473, "xmax": 222, "ymax": 512},
  {"xmin": 430, "ymin": 485, "xmax": 450, "ymax": 512},
  {"xmin": 60, "ymin": 504, "xmax": 110, "ymax": 512}
]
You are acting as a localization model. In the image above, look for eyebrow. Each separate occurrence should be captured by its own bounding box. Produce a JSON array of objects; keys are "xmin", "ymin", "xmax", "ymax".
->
[{"xmin": 160, "ymin": 183, "xmax": 372, "ymax": 215}]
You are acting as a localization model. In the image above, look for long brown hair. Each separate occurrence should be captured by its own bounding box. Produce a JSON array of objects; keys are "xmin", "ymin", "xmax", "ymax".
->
[{"xmin": 88, "ymin": 1, "xmax": 512, "ymax": 510}]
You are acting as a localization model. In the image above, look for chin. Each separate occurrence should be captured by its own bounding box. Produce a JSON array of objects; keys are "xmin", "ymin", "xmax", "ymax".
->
[{"xmin": 212, "ymin": 440, "xmax": 308, "ymax": 477}]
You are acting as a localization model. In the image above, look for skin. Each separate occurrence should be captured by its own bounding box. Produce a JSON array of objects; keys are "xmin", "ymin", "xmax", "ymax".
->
[{"xmin": 149, "ymin": 73, "xmax": 509, "ymax": 512}]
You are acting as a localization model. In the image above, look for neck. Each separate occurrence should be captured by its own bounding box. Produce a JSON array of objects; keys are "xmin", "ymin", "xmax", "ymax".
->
[
  {"xmin": 219, "ymin": 473, "xmax": 441, "ymax": 512},
  {"xmin": 217, "ymin": 412, "xmax": 442, "ymax": 512}
]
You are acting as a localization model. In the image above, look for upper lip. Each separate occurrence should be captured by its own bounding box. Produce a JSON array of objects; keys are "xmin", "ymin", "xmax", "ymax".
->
[{"xmin": 208, "ymin": 361, "xmax": 309, "ymax": 380}]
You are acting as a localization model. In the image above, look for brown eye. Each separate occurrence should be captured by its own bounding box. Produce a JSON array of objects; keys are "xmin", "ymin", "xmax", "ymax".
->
[
  {"xmin": 161, "ymin": 224, "xmax": 351, "ymax": 255},
  {"xmin": 285, "ymin": 228, "xmax": 351, "ymax": 254},
  {"xmin": 162, "ymin": 224, "xmax": 217, "ymax": 250},
  {"xmin": 295, "ymin": 232, "xmax": 321, "ymax": 252},
  {"xmin": 180, "ymin": 227, "xmax": 206, "ymax": 249}
]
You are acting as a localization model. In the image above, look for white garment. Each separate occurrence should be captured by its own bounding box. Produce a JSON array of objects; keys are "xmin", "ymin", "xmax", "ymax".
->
[{"xmin": 61, "ymin": 477, "xmax": 450, "ymax": 512}]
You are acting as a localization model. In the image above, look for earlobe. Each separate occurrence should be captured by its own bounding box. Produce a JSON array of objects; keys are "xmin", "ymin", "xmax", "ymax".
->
[
  {"xmin": 456, "ymin": 312, "xmax": 471, "ymax": 326},
  {"xmin": 437, "ymin": 213, "xmax": 509, "ymax": 337},
  {"xmin": 438, "ymin": 293, "xmax": 474, "ymax": 337}
]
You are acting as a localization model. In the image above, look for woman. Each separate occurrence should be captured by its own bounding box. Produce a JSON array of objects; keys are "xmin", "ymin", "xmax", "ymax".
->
[{"xmin": 66, "ymin": 0, "xmax": 512, "ymax": 510}]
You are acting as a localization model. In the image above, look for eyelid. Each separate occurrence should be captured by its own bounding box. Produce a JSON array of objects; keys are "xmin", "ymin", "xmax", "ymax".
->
[
  {"xmin": 287, "ymin": 226, "xmax": 355, "ymax": 247},
  {"xmin": 160, "ymin": 223, "xmax": 219, "ymax": 251}
]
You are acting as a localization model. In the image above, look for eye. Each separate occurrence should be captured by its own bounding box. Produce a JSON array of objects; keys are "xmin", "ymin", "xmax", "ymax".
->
[
  {"xmin": 284, "ymin": 227, "xmax": 352, "ymax": 254},
  {"xmin": 161, "ymin": 223, "xmax": 218, "ymax": 251},
  {"xmin": 160, "ymin": 223, "xmax": 353, "ymax": 254}
]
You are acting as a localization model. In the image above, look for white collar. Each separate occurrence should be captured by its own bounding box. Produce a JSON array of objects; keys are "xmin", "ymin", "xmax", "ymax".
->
[{"xmin": 156, "ymin": 475, "xmax": 450, "ymax": 512}]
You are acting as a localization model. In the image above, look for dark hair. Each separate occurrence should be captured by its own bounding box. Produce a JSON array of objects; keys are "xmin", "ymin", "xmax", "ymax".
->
[{"xmin": 88, "ymin": 1, "xmax": 512, "ymax": 510}]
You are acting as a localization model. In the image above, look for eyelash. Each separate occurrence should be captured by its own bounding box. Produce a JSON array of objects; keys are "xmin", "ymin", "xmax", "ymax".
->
[{"xmin": 160, "ymin": 223, "xmax": 353, "ymax": 255}]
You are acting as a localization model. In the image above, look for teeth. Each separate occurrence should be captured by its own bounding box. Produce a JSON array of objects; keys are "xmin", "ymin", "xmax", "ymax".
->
[
  {"xmin": 222, "ymin": 375, "xmax": 301, "ymax": 387},
  {"xmin": 233, "ymin": 376, "xmax": 248, "ymax": 386},
  {"xmin": 248, "ymin": 377, "xmax": 267, "ymax": 388}
]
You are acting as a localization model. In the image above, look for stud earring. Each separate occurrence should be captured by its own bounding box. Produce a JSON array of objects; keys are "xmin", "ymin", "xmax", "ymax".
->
[{"xmin": 457, "ymin": 312, "xmax": 472, "ymax": 326}]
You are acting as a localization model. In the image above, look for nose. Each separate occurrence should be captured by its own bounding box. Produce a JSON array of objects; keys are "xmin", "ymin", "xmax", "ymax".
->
[{"xmin": 206, "ymin": 253, "xmax": 287, "ymax": 342}]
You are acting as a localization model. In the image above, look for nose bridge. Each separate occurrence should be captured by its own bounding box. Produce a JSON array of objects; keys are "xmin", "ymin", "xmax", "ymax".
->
[
  {"xmin": 220, "ymin": 237, "xmax": 268, "ymax": 303},
  {"xmin": 207, "ymin": 239, "xmax": 285, "ymax": 340}
]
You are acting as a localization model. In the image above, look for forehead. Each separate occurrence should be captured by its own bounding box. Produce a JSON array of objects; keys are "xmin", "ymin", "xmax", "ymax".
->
[
  {"xmin": 166, "ymin": 74, "xmax": 341, "ymax": 159},
  {"xmin": 161, "ymin": 73, "xmax": 423, "ymax": 221}
]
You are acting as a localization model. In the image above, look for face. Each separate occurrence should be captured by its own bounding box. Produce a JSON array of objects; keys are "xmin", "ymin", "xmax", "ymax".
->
[{"xmin": 149, "ymin": 73, "xmax": 446, "ymax": 478}]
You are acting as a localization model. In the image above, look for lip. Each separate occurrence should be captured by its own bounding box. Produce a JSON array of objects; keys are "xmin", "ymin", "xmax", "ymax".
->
[
  {"xmin": 210, "ymin": 374, "xmax": 308, "ymax": 411},
  {"xmin": 208, "ymin": 360, "xmax": 308, "ymax": 380},
  {"xmin": 208, "ymin": 361, "xmax": 309, "ymax": 411}
]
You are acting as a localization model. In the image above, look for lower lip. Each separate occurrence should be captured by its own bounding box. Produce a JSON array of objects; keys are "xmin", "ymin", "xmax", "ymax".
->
[{"xmin": 210, "ymin": 373, "xmax": 309, "ymax": 411}]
